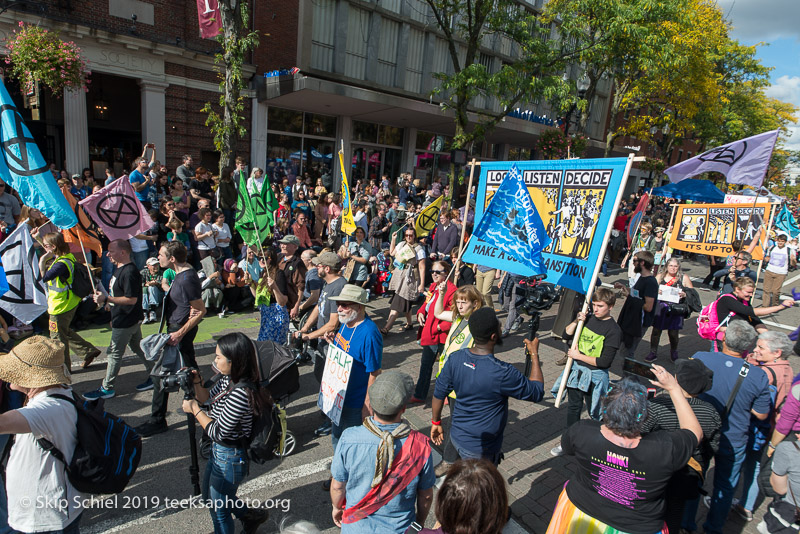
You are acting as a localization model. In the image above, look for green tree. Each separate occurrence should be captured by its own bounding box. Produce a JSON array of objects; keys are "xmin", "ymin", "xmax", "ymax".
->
[{"xmin": 202, "ymin": 1, "xmax": 259, "ymax": 172}]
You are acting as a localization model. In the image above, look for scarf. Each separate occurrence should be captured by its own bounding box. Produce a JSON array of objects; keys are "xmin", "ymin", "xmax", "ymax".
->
[{"xmin": 362, "ymin": 417, "xmax": 411, "ymax": 488}]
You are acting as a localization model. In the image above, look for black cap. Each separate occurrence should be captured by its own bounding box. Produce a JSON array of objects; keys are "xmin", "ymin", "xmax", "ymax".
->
[
  {"xmin": 468, "ymin": 307, "xmax": 499, "ymax": 342},
  {"xmin": 675, "ymin": 359, "xmax": 714, "ymax": 396}
]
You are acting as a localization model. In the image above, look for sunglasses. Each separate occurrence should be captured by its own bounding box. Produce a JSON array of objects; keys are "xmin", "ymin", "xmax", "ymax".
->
[{"xmin": 431, "ymin": 270, "xmax": 446, "ymax": 274}]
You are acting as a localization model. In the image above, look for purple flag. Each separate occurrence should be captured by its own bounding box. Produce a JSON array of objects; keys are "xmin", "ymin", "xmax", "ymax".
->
[
  {"xmin": 665, "ymin": 130, "xmax": 779, "ymax": 187},
  {"xmin": 79, "ymin": 178, "xmax": 152, "ymax": 241}
]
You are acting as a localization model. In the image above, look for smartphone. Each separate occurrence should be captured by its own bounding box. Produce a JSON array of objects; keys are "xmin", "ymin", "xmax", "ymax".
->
[
  {"xmin": 622, "ymin": 357, "xmax": 656, "ymax": 381},
  {"xmin": 146, "ymin": 143, "xmax": 155, "ymax": 149}
]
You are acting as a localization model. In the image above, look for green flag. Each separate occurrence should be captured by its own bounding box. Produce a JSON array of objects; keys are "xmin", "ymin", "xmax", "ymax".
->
[{"xmin": 234, "ymin": 171, "xmax": 274, "ymax": 246}]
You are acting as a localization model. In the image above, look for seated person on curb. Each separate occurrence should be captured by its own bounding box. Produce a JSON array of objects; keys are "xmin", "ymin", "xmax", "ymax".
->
[
  {"xmin": 432, "ymin": 307, "xmax": 544, "ymax": 465},
  {"xmin": 331, "ymin": 371, "xmax": 434, "ymax": 534}
]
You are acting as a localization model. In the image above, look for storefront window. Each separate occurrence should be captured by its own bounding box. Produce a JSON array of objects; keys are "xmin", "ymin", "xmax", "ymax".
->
[
  {"xmin": 267, "ymin": 107, "xmax": 303, "ymax": 134},
  {"xmin": 353, "ymin": 121, "xmax": 379, "ymax": 143},
  {"xmin": 378, "ymin": 125, "xmax": 404, "ymax": 147},
  {"xmin": 266, "ymin": 133, "xmax": 303, "ymax": 185},
  {"xmin": 415, "ymin": 130, "xmax": 451, "ymax": 152},
  {"xmin": 304, "ymin": 113, "xmax": 336, "ymax": 137}
]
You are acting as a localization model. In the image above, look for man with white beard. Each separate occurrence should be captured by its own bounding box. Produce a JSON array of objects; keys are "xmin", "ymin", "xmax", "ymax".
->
[{"xmin": 322, "ymin": 285, "xmax": 383, "ymax": 467}]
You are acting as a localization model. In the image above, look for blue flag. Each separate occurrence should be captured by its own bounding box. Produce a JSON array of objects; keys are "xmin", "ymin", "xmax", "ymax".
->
[
  {"xmin": 0, "ymin": 253, "xmax": 9, "ymax": 299},
  {"xmin": 775, "ymin": 204, "xmax": 800, "ymax": 239},
  {"xmin": 0, "ymin": 81, "xmax": 77, "ymax": 230},
  {"xmin": 470, "ymin": 164, "xmax": 550, "ymax": 274}
]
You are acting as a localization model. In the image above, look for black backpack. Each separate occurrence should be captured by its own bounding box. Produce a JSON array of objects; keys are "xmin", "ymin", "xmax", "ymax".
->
[
  {"xmin": 61, "ymin": 257, "xmax": 93, "ymax": 299},
  {"xmin": 37, "ymin": 393, "xmax": 142, "ymax": 494},
  {"xmin": 232, "ymin": 382, "xmax": 281, "ymax": 464}
]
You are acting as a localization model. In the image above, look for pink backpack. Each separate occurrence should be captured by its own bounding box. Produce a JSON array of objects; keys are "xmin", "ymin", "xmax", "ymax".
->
[{"xmin": 697, "ymin": 293, "xmax": 736, "ymax": 340}]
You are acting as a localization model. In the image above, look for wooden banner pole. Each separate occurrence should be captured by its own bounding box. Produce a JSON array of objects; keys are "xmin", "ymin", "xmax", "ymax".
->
[
  {"xmin": 555, "ymin": 154, "xmax": 636, "ymax": 408},
  {"xmin": 76, "ymin": 235, "xmax": 98, "ymax": 295},
  {"xmin": 452, "ymin": 158, "xmax": 478, "ymax": 281},
  {"xmin": 657, "ymin": 204, "xmax": 679, "ymax": 268},
  {"xmin": 749, "ymin": 203, "xmax": 778, "ymax": 305}
]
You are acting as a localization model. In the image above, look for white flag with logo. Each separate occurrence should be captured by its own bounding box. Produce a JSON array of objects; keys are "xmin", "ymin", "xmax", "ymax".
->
[{"xmin": 0, "ymin": 225, "xmax": 47, "ymax": 324}]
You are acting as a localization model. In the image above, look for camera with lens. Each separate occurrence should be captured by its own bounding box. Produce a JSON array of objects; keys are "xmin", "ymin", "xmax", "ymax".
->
[
  {"xmin": 517, "ymin": 275, "xmax": 560, "ymax": 316},
  {"xmin": 162, "ymin": 367, "xmax": 195, "ymax": 397}
]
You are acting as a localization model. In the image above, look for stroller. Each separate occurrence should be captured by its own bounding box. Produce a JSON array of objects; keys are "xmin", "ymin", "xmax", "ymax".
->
[{"xmin": 200, "ymin": 338, "xmax": 301, "ymax": 459}]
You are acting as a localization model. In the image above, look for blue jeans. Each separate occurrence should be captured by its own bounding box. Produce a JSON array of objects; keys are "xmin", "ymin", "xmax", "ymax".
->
[
  {"xmin": 739, "ymin": 447, "xmax": 764, "ymax": 511},
  {"xmin": 142, "ymin": 285, "xmax": 164, "ymax": 311},
  {"xmin": 132, "ymin": 250, "xmax": 149, "ymax": 271},
  {"xmin": 703, "ymin": 442, "xmax": 748, "ymax": 534},
  {"xmin": 101, "ymin": 251, "xmax": 114, "ymax": 292},
  {"xmin": 332, "ymin": 405, "xmax": 363, "ymax": 451},
  {"xmin": 414, "ymin": 343, "xmax": 443, "ymax": 400},
  {"xmin": 202, "ymin": 443, "xmax": 248, "ymax": 534},
  {"xmin": 451, "ymin": 437, "xmax": 502, "ymax": 466}
]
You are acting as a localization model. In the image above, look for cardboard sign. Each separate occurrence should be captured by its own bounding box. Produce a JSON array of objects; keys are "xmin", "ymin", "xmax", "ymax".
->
[
  {"xmin": 462, "ymin": 158, "xmax": 631, "ymax": 293},
  {"xmin": 668, "ymin": 203, "xmax": 772, "ymax": 259},
  {"xmin": 317, "ymin": 344, "xmax": 353, "ymax": 425}
]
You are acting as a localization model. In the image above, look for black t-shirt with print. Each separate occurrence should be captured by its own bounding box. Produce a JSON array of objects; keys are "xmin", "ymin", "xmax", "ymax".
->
[
  {"xmin": 565, "ymin": 315, "xmax": 622, "ymax": 370},
  {"xmin": 562, "ymin": 419, "xmax": 696, "ymax": 534},
  {"xmin": 110, "ymin": 263, "xmax": 143, "ymax": 329}
]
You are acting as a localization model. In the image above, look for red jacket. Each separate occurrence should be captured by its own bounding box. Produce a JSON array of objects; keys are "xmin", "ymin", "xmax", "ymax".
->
[{"xmin": 417, "ymin": 281, "xmax": 457, "ymax": 346}]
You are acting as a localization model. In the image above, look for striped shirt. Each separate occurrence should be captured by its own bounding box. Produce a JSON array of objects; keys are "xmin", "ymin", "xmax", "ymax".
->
[
  {"xmin": 642, "ymin": 395, "xmax": 721, "ymax": 469},
  {"xmin": 206, "ymin": 376, "xmax": 254, "ymax": 443}
]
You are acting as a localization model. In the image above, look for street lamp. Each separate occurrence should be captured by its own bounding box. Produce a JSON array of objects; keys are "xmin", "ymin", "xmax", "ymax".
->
[
  {"xmin": 563, "ymin": 73, "xmax": 590, "ymax": 136},
  {"xmin": 648, "ymin": 124, "xmax": 670, "ymax": 187}
]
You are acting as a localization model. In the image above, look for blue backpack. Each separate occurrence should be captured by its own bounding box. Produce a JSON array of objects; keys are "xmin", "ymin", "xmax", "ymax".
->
[{"xmin": 37, "ymin": 393, "xmax": 142, "ymax": 494}]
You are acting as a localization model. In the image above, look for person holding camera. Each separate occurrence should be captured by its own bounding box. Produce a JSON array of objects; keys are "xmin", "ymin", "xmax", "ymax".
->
[
  {"xmin": 646, "ymin": 258, "xmax": 693, "ymax": 363},
  {"xmin": 181, "ymin": 333, "xmax": 270, "ymax": 534},
  {"xmin": 550, "ymin": 287, "xmax": 622, "ymax": 457}
]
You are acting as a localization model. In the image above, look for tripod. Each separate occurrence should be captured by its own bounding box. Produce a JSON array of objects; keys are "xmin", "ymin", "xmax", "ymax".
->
[
  {"xmin": 524, "ymin": 311, "xmax": 543, "ymax": 377},
  {"xmin": 185, "ymin": 391, "xmax": 201, "ymax": 496}
]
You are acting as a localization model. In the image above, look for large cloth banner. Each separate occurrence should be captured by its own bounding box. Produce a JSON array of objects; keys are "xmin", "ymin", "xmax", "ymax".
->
[
  {"xmin": 79, "ymin": 177, "xmax": 152, "ymax": 241},
  {"xmin": 60, "ymin": 184, "xmax": 102, "ymax": 259},
  {"xmin": 463, "ymin": 158, "xmax": 630, "ymax": 294},
  {"xmin": 196, "ymin": 0, "xmax": 222, "ymax": 39},
  {"xmin": 337, "ymin": 149, "xmax": 357, "ymax": 236},
  {"xmin": 0, "ymin": 225, "xmax": 45, "ymax": 324},
  {"xmin": 667, "ymin": 203, "xmax": 773, "ymax": 259}
]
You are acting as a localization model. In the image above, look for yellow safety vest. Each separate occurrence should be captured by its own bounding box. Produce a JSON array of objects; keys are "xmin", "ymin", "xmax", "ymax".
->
[
  {"xmin": 47, "ymin": 254, "xmax": 82, "ymax": 315},
  {"xmin": 436, "ymin": 316, "xmax": 474, "ymax": 399}
]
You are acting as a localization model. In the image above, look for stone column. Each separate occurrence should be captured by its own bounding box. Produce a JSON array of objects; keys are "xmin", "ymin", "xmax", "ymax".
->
[
  {"xmin": 251, "ymin": 98, "xmax": 267, "ymax": 171},
  {"xmin": 138, "ymin": 80, "xmax": 168, "ymax": 156},
  {"xmin": 334, "ymin": 115, "xmax": 353, "ymax": 193},
  {"xmin": 63, "ymin": 88, "xmax": 89, "ymax": 175}
]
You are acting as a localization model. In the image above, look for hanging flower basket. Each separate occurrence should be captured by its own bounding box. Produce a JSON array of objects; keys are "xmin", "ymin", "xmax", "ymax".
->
[{"xmin": 4, "ymin": 22, "xmax": 90, "ymax": 96}]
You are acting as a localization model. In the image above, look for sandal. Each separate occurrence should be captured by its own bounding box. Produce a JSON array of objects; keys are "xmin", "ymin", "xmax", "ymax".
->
[
  {"xmin": 380, "ymin": 327, "xmax": 391, "ymax": 335},
  {"xmin": 402, "ymin": 323, "xmax": 414, "ymax": 331}
]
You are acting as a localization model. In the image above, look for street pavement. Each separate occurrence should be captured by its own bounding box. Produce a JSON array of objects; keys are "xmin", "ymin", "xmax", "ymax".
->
[{"xmin": 64, "ymin": 257, "xmax": 800, "ymax": 533}]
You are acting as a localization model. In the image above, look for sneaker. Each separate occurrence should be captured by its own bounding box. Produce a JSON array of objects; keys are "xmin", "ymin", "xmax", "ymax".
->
[
  {"xmin": 314, "ymin": 420, "xmax": 332, "ymax": 437},
  {"xmin": 149, "ymin": 311, "xmax": 157, "ymax": 323},
  {"xmin": 510, "ymin": 316, "xmax": 524, "ymax": 334},
  {"xmin": 645, "ymin": 351, "xmax": 658, "ymax": 362},
  {"xmin": 135, "ymin": 378, "xmax": 154, "ymax": 392},
  {"xmin": 555, "ymin": 355, "xmax": 568, "ymax": 366},
  {"xmin": 83, "ymin": 387, "xmax": 115, "ymax": 400},
  {"xmin": 136, "ymin": 419, "xmax": 168, "ymax": 437},
  {"xmin": 670, "ymin": 350, "xmax": 680, "ymax": 362},
  {"xmin": 408, "ymin": 396, "xmax": 425, "ymax": 405},
  {"xmin": 240, "ymin": 508, "xmax": 269, "ymax": 534},
  {"xmin": 702, "ymin": 495, "xmax": 711, "ymax": 509},
  {"xmin": 435, "ymin": 461, "xmax": 452, "ymax": 478},
  {"xmin": 142, "ymin": 315, "xmax": 152, "ymax": 325},
  {"xmin": 218, "ymin": 312, "xmax": 226, "ymax": 319},
  {"xmin": 550, "ymin": 445, "xmax": 564, "ymax": 457},
  {"xmin": 82, "ymin": 349, "xmax": 101, "ymax": 369},
  {"xmin": 732, "ymin": 503, "xmax": 753, "ymax": 522}
]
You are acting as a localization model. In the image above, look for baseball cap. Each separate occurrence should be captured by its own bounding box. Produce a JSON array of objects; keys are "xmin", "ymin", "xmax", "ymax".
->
[
  {"xmin": 468, "ymin": 307, "xmax": 500, "ymax": 342},
  {"xmin": 369, "ymin": 371, "xmax": 414, "ymax": 416},
  {"xmin": 279, "ymin": 235, "xmax": 300, "ymax": 246},
  {"xmin": 329, "ymin": 284, "xmax": 368, "ymax": 305},
  {"xmin": 312, "ymin": 251, "xmax": 342, "ymax": 268},
  {"xmin": 146, "ymin": 257, "xmax": 159, "ymax": 266}
]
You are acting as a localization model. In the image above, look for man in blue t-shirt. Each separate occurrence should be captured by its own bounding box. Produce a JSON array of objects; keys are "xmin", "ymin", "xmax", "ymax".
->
[
  {"xmin": 682, "ymin": 319, "xmax": 770, "ymax": 534},
  {"xmin": 325, "ymin": 284, "xmax": 382, "ymax": 450},
  {"xmin": 128, "ymin": 157, "xmax": 152, "ymax": 209},
  {"xmin": 432, "ymin": 307, "xmax": 544, "ymax": 465}
]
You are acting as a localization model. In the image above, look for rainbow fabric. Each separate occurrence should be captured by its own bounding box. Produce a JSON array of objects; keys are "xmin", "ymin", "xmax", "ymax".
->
[{"xmin": 546, "ymin": 488, "xmax": 669, "ymax": 534}]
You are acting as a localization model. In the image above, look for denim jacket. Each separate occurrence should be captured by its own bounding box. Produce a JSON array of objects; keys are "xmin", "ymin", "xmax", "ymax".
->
[{"xmin": 550, "ymin": 361, "xmax": 609, "ymax": 421}]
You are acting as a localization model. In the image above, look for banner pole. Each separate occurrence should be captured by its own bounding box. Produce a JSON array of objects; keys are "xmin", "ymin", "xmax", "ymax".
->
[
  {"xmin": 656, "ymin": 204, "xmax": 678, "ymax": 269},
  {"xmin": 749, "ymin": 202, "xmax": 778, "ymax": 305},
  {"xmin": 76, "ymin": 235, "xmax": 97, "ymax": 295},
  {"xmin": 555, "ymin": 153, "xmax": 636, "ymax": 408},
  {"xmin": 737, "ymin": 191, "xmax": 761, "ymax": 253},
  {"xmin": 624, "ymin": 185, "xmax": 655, "ymax": 267},
  {"xmin": 453, "ymin": 158, "xmax": 478, "ymax": 279}
]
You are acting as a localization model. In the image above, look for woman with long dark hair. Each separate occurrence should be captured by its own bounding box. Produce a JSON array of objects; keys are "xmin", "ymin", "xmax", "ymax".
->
[{"xmin": 183, "ymin": 332, "xmax": 271, "ymax": 534}]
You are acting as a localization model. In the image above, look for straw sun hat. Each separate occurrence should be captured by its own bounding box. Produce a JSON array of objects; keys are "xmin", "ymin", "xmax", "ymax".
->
[{"xmin": 0, "ymin": 336, "xmax": 71, "ymax": 388}]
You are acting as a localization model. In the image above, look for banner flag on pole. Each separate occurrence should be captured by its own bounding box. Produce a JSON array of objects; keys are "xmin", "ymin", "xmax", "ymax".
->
[
  {"xmin": 79, "ymin": 177, "xmax": 152, "ymax": 241},
  {"xmin": 196, "ymin": 0, "xmax": 222, "ymax": 39},
  {"xmin": 775, "ymin": 204, "xmax": 800, "ymax": 239},
  {"xmin": 664, "ymin": 130, "xmax": 779, "ymax": 188},
  {"xmin": 0, "ymin": 80, "xmax": 77, "ymax": 230},
  {"xmin": 60, "ymin": 185, "xmax": 102, "ymax": 259},
  {"xmin": 234, "ymin": 171, "xmax": 274, "ymax": 246},
  {"xmin": 627, "ymin": 193, "xmax": 650, "ymax": 247},
  {"xmin": 463, "ymin": 158, "xmax": 631, "ymax": 294},
  {"xmin": 667, "ymin": 202, "xmax": 773, "ymax": 259},
  {"xmin": 0, "ymin": 224, "xmax": 44, "ymax": 324},
  {"xmin": 337, "ymin": 147, "xmax": 357, "ymax": 236},
  {"xmin": 469, "ymin": 163, "xmax": 550, "ymax": 274},
  {"xmin": 415, "ymin": 195, "xmax": 444, "ymax": 238}
]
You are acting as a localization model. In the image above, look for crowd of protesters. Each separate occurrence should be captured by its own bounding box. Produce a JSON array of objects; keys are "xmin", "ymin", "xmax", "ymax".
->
[{"xmin": 0, "ymin": 153, "xmax": 797, "ymax": 534}]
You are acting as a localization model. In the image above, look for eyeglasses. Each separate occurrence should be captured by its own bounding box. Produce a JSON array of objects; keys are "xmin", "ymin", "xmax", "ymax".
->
[{"xmin": 431, "ymin": 270, "xmax": 445, "ymax": 274}]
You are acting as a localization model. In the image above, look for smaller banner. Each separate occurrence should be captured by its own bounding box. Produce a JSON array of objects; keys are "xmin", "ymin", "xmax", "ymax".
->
[
  {"xmin": 60, "ymin": 184, "xmax": 102, "ymax": 259},
  {"xmin": 0, "ymin": 225, "xmax": 45, "ymax": 324},
  {"xmin": 665, "ymin": 130, "xmax": 778, "ymax": 188},
  {"xmin": 724, "ymin": 194, "xmax": 771, "ymax": 205},
  {"xmin": 415, "ymin": 195, "xmax": 443, "ymax": 237},
  {"xmin": 775, "ymin": 204, "xmax": 800, "ymax": 239},
  {"xmin": 196, "ymin": 0, "xmax": 222, "ymax": 39},
  {"xmin": 668, "ymin": 203, "xmax": 773, "ymax": 259},
  {"xmin": 337, "ymin": 149, "xmax": 357, "ymax": 236},
  {"xmin": 234, "ymin": 171, "xmax": 275, "ymax": 246},
  {"xmin": 79, "ymin": 177, "xmax": 152, "ymax": 241},
  {"xmin": 317, "ymin": 344, "xmax": 354, "ymax": 426},
  {"xmin": 627, "ymin": 193, "xmax": 650, "ymax": 247}
]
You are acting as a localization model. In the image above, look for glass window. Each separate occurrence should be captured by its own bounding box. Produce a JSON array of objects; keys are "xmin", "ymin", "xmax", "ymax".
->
[
  {"xmin": 303, "ymin": 140, "xmax": 335, "ymax": 184},
  {"xmin": 266, "ymin": 134, "xmax": 303, "ymax": 184},
  {"xmin": 416, "ymin": 131, "xmax": 450, "ymax": 152},
  {"xmin": 267, "ymin": 108, "xmax": 303, "ymax": 134},
  {"xmin": 353, "ymin": 121, "xmax": 379, "ymax": 143},
  {"xmin": 378, "ymin": 125, "xmax": 404, "ymax": 147},
  {"xmin": 304, "ymin": 113, "xmax": 336, "ymax": 138}
]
